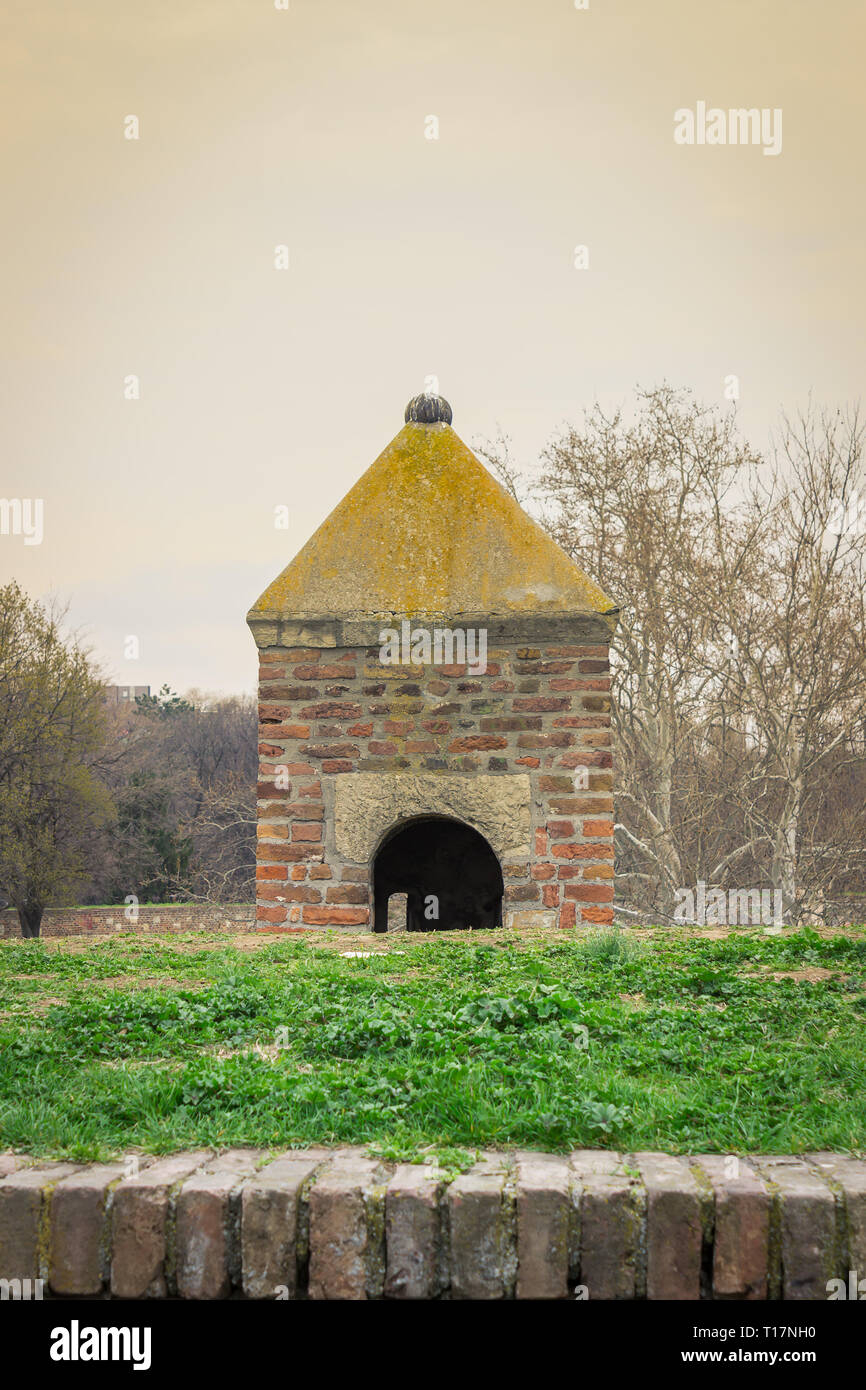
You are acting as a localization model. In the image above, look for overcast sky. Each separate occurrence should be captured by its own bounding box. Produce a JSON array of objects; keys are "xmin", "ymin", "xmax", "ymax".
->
[{"xmin": 2, "ymin": 0, "xmax": 863, "ymax": 696}]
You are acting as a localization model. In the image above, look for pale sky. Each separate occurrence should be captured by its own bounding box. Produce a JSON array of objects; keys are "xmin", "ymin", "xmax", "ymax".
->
[{"xmin": 2, "ymin": 0, "xmax": 863, "ymax": 695}]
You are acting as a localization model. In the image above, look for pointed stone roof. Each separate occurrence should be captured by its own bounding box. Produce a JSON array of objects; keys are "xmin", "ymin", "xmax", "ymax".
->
[{"xmin": 248, "ymin": 394, "xmax": 619, "ymax": 648}]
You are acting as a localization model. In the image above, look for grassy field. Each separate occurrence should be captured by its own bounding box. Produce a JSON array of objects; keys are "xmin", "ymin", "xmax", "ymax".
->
[{"xmin": 0, "ymin": 924, "xmax": 864, "ymax": 1164}]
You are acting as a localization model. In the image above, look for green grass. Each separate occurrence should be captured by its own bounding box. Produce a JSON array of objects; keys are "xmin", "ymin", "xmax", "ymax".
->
[{"xmin": 0, "ymin": 924, "xmax": 864, "ymax": 1162}]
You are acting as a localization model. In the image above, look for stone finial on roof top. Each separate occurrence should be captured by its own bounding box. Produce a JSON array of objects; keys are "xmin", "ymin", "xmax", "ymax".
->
[{"xmin": 404, "ymin": 392, "xmax": 453, "ymax": 425}]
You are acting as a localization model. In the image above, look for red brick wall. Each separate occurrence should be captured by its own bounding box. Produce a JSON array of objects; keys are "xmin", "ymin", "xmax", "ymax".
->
[
  {"xmin": 0, "ymin": 905, "xmax": 254, "ymax": 940},
  {"xmin": 256, "ymin": 641, "xmax": 614, "ymax": 930}
]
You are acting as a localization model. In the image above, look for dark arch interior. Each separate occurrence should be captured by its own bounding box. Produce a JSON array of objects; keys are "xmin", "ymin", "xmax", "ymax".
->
[{"xmin": 373, "ymin": 817, "xmax": 504, "ymax": 933}]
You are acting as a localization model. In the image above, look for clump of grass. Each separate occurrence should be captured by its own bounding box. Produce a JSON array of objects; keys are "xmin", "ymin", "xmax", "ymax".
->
[{"xmin": 577, "ymin": 926, "xmax": 640, "ymax": 963}]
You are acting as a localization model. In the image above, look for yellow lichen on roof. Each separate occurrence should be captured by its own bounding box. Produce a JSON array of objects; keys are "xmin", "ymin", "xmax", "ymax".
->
[{"xmin": 249, "ymin": 421, "xmax": 617, "ymax": 620}]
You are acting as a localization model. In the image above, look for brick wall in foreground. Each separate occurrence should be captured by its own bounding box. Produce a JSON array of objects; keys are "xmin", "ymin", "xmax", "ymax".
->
[{"xmin": 1, "ymin": 1149, "xmax": 863, "ymax": 1300}]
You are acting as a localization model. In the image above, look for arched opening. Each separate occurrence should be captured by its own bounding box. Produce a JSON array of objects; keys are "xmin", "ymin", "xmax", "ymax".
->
[{"xmin": 373, "ymin": 816, "xmax": 504, "ymax": 933}]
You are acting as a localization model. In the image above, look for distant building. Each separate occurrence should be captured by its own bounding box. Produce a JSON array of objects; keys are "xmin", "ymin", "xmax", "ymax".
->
[{"xmin": 105, "ymin": 684, "xmax": 150, "ymax": 705}]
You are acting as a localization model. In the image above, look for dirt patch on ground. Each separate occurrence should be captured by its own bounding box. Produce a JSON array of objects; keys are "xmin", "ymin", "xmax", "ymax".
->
[
  {"xmin": 201, "ymin": 1042, "xmax": 286, "ymax": 1062},
  {"xmin": 16, "ymin": 921, "xmax": 864, "ymax": 965},
  {"xmin": 750, "ymin": 967, "xmax": 839, "ymax": 983},
  {"xmin": 102, "ymin": 1058, "xmax": 186, "ymax": 1071},
  {"xmin": 0, "ymin": 996, "xmax": 64, "ymax": 1016},
  {"xmin": 34, "ymin": 926, "xmax": 584, "ymax": 956},
  {"xmin": 618, "ymin": 992, "xmax": 648, "ymax": 1008},
  {"xmin": 634, "ymin": 924, "xmax": 865, "ymax": 942},
  {"xmin": 40, "ymin": 934, "xmax": 265, "ymax": 956},
  {"xmin": 90, "ymin": 975, "xmax": 212, "ymax": 992}
]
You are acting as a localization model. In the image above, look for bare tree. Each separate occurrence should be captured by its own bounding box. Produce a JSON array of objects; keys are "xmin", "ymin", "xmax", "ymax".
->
[
  {"xmin": 507, "ymin": 386, "xmax": 759, "ymax": 915},
  {"xmin": 699, "ymin": 406, "xmax": 866, "ymax": 919},
  {"xmin": 483, "ymin": 388, "xmax": 866, "ymax": 924}
]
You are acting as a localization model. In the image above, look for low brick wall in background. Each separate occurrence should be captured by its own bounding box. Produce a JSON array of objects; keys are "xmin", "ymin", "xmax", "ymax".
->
[
  {"xmin": 1, "ymin": 1149, "xmax": 863, "ymax": 1300},
  {"xmin": 0, "ymin": 904, "xmax": 255, "ymax": 940}
]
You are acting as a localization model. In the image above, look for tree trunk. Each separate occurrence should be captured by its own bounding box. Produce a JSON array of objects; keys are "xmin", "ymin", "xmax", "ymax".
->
[
  {"xmin": 18, "ymin": 904, "xmax": 43, "ymax": 938},
  {"xmin": 770, "ymin": 787, "xmax": 821, "ymax": 924}
]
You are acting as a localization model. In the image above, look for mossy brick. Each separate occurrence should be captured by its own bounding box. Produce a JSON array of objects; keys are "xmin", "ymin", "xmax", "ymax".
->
[
  {"xmin": 0, "ymin": 1164, "xmax": 80, "ymax": 1282},
  {"xmin": 241, "ymin": 1150, "xmax": 331, "ymax": 1300},
  {"xmin": 478, "ymin": 716, "xmax": 542, "ymax": 732},
  {"xmin": 754, "ymin": 1156, "xmax": 839, "ymax": 1299},
  {"xmin": 308, "ymin": 1152, "xmax": 391, "ymax": 1300},
  {"xmin": 384, "ymin": 1163, "xmax": 446, "ymax": 1299},
  {"xmin": 49, "ymin": 1163, "xmax": 126, "ymax": 1295},
  {"xmin": 448, "ymin": 735, "xmax": 508, "ymax": 752},
  {"xmin": 689, "ymin": 1155, "xmax": 770, "ymax": 1300},
  {"xmin": 111, "ymin": 1152, "xmax": 212, "ymax": 1298},
  {"xmin": 512, "ymin": 697, "xmax": 571, "ymax": 713},
  {"xmin": 807, "ymin": 1153, "xmax": 866, "ymax": 1274},
  {"xmin": 176, "ymin": 1150, "xmax": 263, "ymax": 1300},
  {"xmin": 516, "ymin": 732, "xmax": 574, "ymax": 749},
  {"xmin": 299, "ymin": 743, "xmax": 360, "ymax": 759},
  {"xmin": 515, "ymin": 1153, "xmax": 574, "ymax": 1299},
  {"xmin": 633, "ymin": 1153, "xmax": 703, "ymax": 1300},
  {"xmin": 570, "ymin": 1151, "xmax": 642, "ymax": 1299},
  {"xmin": 547, "ymin": 645, "xmax": 609, "ymax": 657},
  {"xmin": 448, "ymin": 1153, "xmax": 515, "ymax": 1299}
]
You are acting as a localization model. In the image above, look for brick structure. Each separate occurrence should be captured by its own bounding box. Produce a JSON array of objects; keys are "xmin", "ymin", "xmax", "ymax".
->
[
  {"xmin": 247, "ymin": 393, "xmax": 620, "ymax": 933},
  {"xmin": 1, "ymin": 1148, "xmax": 860, "ymax": 1299},
  {"xmin": 0, "ymin": 905, "xmax": 254, "ymax": 940}
]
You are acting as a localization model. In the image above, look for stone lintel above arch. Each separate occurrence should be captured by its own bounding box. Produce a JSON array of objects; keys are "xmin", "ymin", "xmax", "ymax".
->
[{"xmin": 334, "ymin": 772, "xmax": 533, "ymax": 864}]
